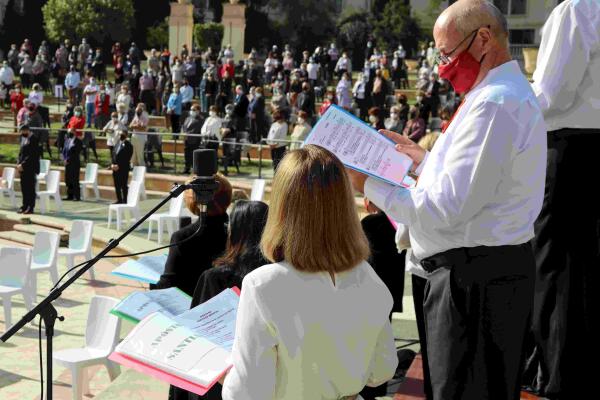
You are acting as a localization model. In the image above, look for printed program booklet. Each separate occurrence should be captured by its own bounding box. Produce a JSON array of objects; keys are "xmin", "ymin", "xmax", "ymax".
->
[
  {"xmin": 110, "ymin": 287, "xmax": 192, "ymax": 324},
  {"xmin": 303, "ymin": 104, "xmax": 414, "ymax": 187},
  {"xmin": 109, "ymin": 287, "xmax": 241, "ymax": 395},
  {"xmin": 111, "ymin": 254, "xmax": 168, "ymax": 284}
]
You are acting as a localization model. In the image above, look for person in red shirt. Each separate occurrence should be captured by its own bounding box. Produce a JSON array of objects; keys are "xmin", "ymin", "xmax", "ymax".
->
[
  {"xmin": 219, "ymin": 59, "xmax": 235, "ymax": 80},
  {"xmin": 319, "ymin": 90, "xmax": 336, "ymax": 116},
  {"xmin": 67, "ymin": 105, "xmax": 86, "ymax": 137},
  {"xmin": 94, "ymin": 83, "xmax": 111, "ymax": 128},
  {"xmin": 10, "ymin": 84, "xmax": 25, "ymax": 126}
]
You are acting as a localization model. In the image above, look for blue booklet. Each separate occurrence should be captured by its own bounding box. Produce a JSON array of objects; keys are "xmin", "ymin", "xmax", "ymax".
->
[
  {"xmin": 110, "ymin": 287, "xmax": 192, "ymax": 324},
  {"xmin": 111, "ymin": 254, "xmax": 168, "ymax": 284}
]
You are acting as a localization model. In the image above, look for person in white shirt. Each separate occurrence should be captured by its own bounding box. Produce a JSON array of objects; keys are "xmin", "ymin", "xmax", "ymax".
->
[
  {"xmin": 83, "ymin": 78, "xmax": 99, "ymax": 128},
  {"xmin": 0, "ymin": 61, "xmax": 15, "ymax": 88},
  {"xmin": 201, "ymin": 105, "xmax": 223, "ymax": 143},
  {"xmin": 64, "ymin": 65, "xmax": 81, "ymax": 104},
  {"xmin": 28, "ymin": 83, "xmax": 44, "ymax": 107},
  {"xmin": 524, "ymin": 1, "xmax": 600, "ymax": 398},
  {"xmin": 103, "ymin": 111, "xmax": 126, "ymax": 156},
  {"xmin": 221, "ymin": 144, "xmax": 398, "ymax": 400},
  {"xmin": 116, "ymin": 85, "xmax": 132, "ymax": 114},
  {"xmin": 179, "ymin": 79, "xmax": 194, "ymax": 111},
  {"xmin": 307, "ymin": 57, "xmax": 320, "ymax": 88},
  {"xmin": 348, "ymin": 1, "xmax": 546, "ymax": 398},
  {"xmin": 266, "ymin": 110, "xmax": 288, "ymax": 171}
]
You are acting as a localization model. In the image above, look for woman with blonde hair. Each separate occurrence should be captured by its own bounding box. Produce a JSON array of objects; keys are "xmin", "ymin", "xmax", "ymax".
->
[{"xmin": 222, "ymin": 145, "xmax": 398, "ymax": 400}]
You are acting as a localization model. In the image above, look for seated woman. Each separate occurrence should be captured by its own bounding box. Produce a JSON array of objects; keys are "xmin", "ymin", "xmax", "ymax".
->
[
  {"xmin": 154, "ymin": 174, "xmax": 232, "ymax": 296},
  {"xmin": 221, "ymin": 145, "xmax": 398, "ymax": 400}
]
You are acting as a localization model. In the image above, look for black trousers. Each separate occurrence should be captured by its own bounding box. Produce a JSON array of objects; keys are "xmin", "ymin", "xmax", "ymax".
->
[
  {"xmin": 523, "ymin": 129, "xmax": 599, "ymax": 399},
  {"xmin": 422, "ymin": 244, "xmax": 534, "ymax": 400},
  {"xmin": 65, "ymin": 163, "xmax": 80, "ymax": 200},
  {"xmin": 20, "ymin": 171, "xmax": 36, "ymax": 210},
  {"xmin": 271, "ymin": 146, "xmax": 286, "ymax": 171},
  {"xmin": 112, "ymin": 169, "xmax": 128, "ymax": 203},
  {"xmin": 412, "ymin": 274, "xmax": 433, "ymax": 400},
  {"xmin": 184, "ymin": 142, "xmax": 199, "ymax": 172}
]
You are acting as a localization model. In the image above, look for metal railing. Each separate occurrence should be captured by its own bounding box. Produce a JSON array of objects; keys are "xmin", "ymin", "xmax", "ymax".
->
[{"xmin": 0, "ymin": 125, "xmax": 303, "ymax": 179}]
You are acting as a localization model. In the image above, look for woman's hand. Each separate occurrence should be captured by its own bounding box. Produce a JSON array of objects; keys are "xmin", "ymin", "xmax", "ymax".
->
[{"xmin": 378, "ymin": 129, "xmax": 427, "ymax": 168}]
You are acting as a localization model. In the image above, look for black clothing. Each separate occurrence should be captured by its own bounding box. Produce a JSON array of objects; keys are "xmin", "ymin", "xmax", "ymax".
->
[
  {"xmin": 182, "ymin": 116, "xmax": 204, "ymax": 172},
  {"xmin": 360, "ymin": 212, "xmax": 405, "ymax": 314},
  {"xmin": 522, "ymin": 129, "xmax": 598, "ymax": 399},
  {"xmin": 63, "ymin": 137, "xmax": 82, "ymax": 200},
  {"xmin": 112, "ymin": 140, "xmax": 133, "ymax": 203},
  {"xmin": 155, "ymin": 214, "xmax": 228, "ymax": 297},
  {"xmin": 412, "ymin": 274, "xmax": 433, "ymax": 400},
  {"xmin": 233, "ymin": 94, "xmax": 249, "ymax": 132},
  {"xmin": 18, "ymin": 133, "xmax": 40, "ymax": 211},
  {"xmin": 421, "ymin": 243, "xmax": 534, "ymax": 400},
  {"xmin": 296, "ymin": 91, "xmax": 315, "ymax": 118}
]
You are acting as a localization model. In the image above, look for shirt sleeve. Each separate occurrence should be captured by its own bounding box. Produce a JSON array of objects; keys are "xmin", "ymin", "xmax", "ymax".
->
[
  {"xmin": 532, "ymin": 4, "xmax": 592, "ymax": 114},
  {"xmin": 365, "ymin": 322, "xmax": 398, "ymax": 387},
  {"xmin": 222, "ymin": 275, "xmax": 277, "ymax": 400},
  {"xmin": 365, "ymin": 101, "xmax": 514, "ymax": 229}
]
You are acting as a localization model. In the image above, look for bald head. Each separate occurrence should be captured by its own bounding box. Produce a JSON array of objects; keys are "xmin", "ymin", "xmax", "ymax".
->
[{"xmin": 436, "ymin": 0, "xmax": 508, "ymax": 46}]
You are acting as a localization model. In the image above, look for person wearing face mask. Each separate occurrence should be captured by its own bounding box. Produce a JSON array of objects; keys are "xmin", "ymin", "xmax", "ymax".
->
[
  {"xmin": 367, "ymin": 107, "xmax": 385, "ymax": 131},
  {"xmin": 181, "ymin": 104, "xmax": 204, "ymax": 174},
  {"xmin": 266, "ymin": 111, "xmax": 288, "ymax": 171},
  {"xmin": 352, "ymin": 73, "xmax": 369, "ymax": 121},
  {"xmin": 171, "ymin": 57, "xmax": 184, "ymax": 86},
  {"xmin": 415, "ymin": 90, "xmax": 431, "ymax": 129},
  {"xmin": 336, "ymin": 72, "xmax": 353, "ymax": 111},
  {"xmin": 290, "ymin": 110, "xmax": 310, "ymax": 150},
  {"xmin": 167, "ymin": 86, "xmax": 183, "ymax": 140},
  {"xmin": 57, "ymin": 102, "xmax": 74, "ymax": 153},
  {"xmin": 201, "ymin": 105, "xmax": 222, "ymax": 153},
  {"xmin": 296, "ymin": 82, "xmax": 315, "ymax": 122},
  {"xmin": 63, "ymin": 107, "xmax": 85, "ymax": 201},
  {"xmin": 319, "ymin": 90, "xmax": 337, "ymax": 116},
  {"xmin": 16, "ymin": 124, "xmax": 40, "ymax": 214},
  {"xmin": 10, "ymin": 84, "xmax": 25, "ymax": 127},
  {"xmin": 179, "ymin": 78, "xmax": 194, "ymax": 113},
  {"xmin": 129, "ymin": 104, "xmax": 149, "ymax": 166},
  {"xmin": 402, "ymin": 106, "xmax": 425, "ymax": 142},
  {"xmin": 248, "ymin": 86, "xmax": 266, "ymax": 143},
  {"xmin": 111, "ymin": 128, "xmax": 133, "ymax": 204},
  {"xmin": 83, "ymin": 76, "xmax": 99, "ymax": 128},
  {"xmin": 384, "ymin": 105, "xmax": 405, "ymax": 134},
  {"xmin": 104, "ymin": 111, "xmax": 127, "ymax": 157},
  {"xmin": 371, "ymin": 69, "xmax": 389, "ymax": 111},
  {"xmin": 348, "ymin": 2, "xmax": 546, "ymax": 398},
  {"xmin": 139, "ymin": 69, "xmax": 155, "ymax": 115},
  {"xmin": 425, "ymin": 72, "xmax": 441, "ymax": 118},
  {"xmin": 232, "ymin": 85, "xmax": 249, "ymax": 134},
  {"xmin": 129, "ymin": 65, "xmax": 143, "ymax": 105},
  {"xmin": 117, "ymin": 85, "xmax": 132, "ymax": 115}
]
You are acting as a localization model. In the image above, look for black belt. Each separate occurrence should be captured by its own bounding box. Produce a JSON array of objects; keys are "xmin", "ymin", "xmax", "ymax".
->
[{"xmin": 420, "ymin": 243, "xmax": 531, "ymax": 274}]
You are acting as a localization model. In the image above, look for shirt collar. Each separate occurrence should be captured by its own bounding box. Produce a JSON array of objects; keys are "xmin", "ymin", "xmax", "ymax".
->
[{"xmin": 466, "ymin": 60, "xmax": 520, "ymax": 98}]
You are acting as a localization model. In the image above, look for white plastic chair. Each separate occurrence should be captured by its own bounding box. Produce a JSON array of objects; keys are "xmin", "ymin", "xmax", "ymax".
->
[
  {"xmin": 0, "ymin": 247, "xmax": 33, "ymax": 331},
  {"xmin": 250, "ymin": 179, "xmax": 266, "ymax": 201},
  {"xmin": 0, "ymin": 167, "xmax": 17, "ymax": 208},
  {"xmin": 38, "ymin": 170, "xmax": 63, "ymax": 214},
  {"xmin": 53, "ymin": 295, "xmax": 122, "ymax": 400},
  {"xmin": 131, "ymin": 166, "xmax": 147, "ymax": 200},
  {"xmin": 107, "ymin": 181, "xmax": 141, "ymax": 231},
  {"xmin": 29, "ymin": 231, "xmax": 60, "ymax": 302},
  {"xmin": 147, "ymin": 195, "xmax": 184, "ymax": 244},
  {"xmin": 35, "ymin": 159, "xmax": 51, "ymax": 193},
  {"xmin": 80, "ymin": 163, "xmax": 100, "ymax": 200},
  {"xmin": 58, "ymin": 220, "xmax": 95, "ymax": 280}
]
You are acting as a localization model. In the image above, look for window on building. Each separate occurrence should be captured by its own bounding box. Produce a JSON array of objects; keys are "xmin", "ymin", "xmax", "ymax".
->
[
  {"xmin": 509, "ymin": 29, "xmax": 535, "ymax": 44},
  {"xmin": 494, "ymin": 0, "xmax": 527, "ymax": 15}
]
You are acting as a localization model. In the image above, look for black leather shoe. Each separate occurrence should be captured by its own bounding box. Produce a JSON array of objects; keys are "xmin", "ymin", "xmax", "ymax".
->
[{"xmin": 22, "ymin": 207, "xmax": 33, "ymax": 215}]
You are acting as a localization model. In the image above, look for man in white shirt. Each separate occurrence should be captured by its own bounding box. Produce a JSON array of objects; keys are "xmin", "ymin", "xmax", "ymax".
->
[
  {"xmin": 64, "ymin": 66, "xmax": 81, "ymax": 105},
  {"xmin": 348, "ymin": 1, "xmax": 546, "ymax": 398},
  {"xmin": 0, "ymin": 61, "xmax": 15, "ymax": 89},
  {"xmin": 83, "ymin": 78, "xmax": 98, "ymax": 128},
  {"xmin": 179, "ymin": 79, "xmax": 194, "ymax": 112},
  {"xmin": 524, "ymin": 1, "xmax": 600, "ymax": 398}
]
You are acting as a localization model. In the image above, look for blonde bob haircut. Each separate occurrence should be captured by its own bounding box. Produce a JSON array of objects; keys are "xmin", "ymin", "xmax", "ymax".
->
[
  {"xmin": 184, "ymin": 173, "xmax": 232, "ymax": 216},
  {"xmin": 261, "ymin": 145, "xmax": 370, "ymax": 273}
]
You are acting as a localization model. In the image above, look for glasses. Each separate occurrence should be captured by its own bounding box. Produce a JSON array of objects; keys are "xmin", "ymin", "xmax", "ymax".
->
[{"xmin": 435, "ymin": 25, "xmax": 490, "ymax": 65}]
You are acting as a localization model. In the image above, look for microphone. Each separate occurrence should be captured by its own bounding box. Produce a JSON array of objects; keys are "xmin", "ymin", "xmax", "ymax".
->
[{"xmin": 189, "ymin": 149, "xmax": 220, "ymax": 209}]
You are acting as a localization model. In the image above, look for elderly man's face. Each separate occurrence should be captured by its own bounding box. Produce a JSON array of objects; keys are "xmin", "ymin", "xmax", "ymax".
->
[{"xmin": 433, "ymin": 16, "xmax": 465, "ymax": 64}]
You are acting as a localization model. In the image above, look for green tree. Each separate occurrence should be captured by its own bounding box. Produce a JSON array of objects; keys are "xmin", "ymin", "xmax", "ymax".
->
[
  {"xmin": 42, "ymin": 0, "xmax": 134, "ymax": 44},
  {"xmin": 146, "ymin": 18, "xmax": 169, "ymax": 50},
  {"xmin": 337, "ymin": 9, "xmax": 372, "ymax": 68},
  {"xmin": 371, "ymin": 0, "xmax": 422, "ymax": 57},
  {"xmin": 194, "ymin": 22, "xmax": 224, "ymax": 51}
]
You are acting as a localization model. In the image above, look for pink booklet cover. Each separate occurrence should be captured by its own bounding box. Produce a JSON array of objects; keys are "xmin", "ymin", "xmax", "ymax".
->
[{"xmin": 109, "ymin": 286, "xmax": 241, "ymax": 395}]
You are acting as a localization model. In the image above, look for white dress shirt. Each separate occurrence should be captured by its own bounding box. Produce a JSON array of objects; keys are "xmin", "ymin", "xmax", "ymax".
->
[
  {"xmin": 179, "ymin": 84, "xmax": 194, "ymax": 104},
  {"xmin": 365, "ymin": 61, "xmax": 547, "ymax": 260},
  {"xmin": 222, "ymin": 261, "xmax": 398, "ymax": 400},
  {"xmin": 307, "ymin": 62, "xmax": 320, "ymax": 80},
  {"xmin": 0, "ymin": 66, "xmax": 14, "ymax": 85},
  {"xmin": 28, "ymin": 90, "xmax": 44, "ymax": 106},
  {"xmin": 266, "ymin": 121, "xmax": 288, "ymax": 148},
  {"xmin": 201, "ymin": 116, "xmax": 222, "ymax": 140},
  {"xmin": 532, "ymin": 0, "xmax": 600, "ymax": 131}
]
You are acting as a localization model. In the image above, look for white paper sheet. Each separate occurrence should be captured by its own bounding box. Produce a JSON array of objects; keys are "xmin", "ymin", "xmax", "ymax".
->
[
  {"xmin": 304, "ymin": 105, "xmax": 413, "ymax": 186},
  {"xmin": 111, "ymin": 287, "xmax": 192, "ymax": 322}
]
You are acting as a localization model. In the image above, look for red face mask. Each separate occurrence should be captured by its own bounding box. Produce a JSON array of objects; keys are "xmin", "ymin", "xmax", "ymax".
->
[{"xmin": 438, "ymin": 50, "xmax": 482, "ymax": 94}]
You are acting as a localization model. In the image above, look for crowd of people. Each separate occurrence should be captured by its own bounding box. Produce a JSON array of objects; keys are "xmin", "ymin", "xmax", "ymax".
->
[{"xmin": 1, "ymin": 33, "xmax": 456, "ymax": 179}]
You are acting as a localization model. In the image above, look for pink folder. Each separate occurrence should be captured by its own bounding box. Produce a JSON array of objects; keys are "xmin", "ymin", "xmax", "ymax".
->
[{"xmin": 109, "ymin": 286, "xmax": 241, "ymax": 395}]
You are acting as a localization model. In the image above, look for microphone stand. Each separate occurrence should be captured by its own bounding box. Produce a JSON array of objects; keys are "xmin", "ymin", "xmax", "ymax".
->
[{"xmin": 1, "ymin": 179, "xmax": 217, "ymax": 400}]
